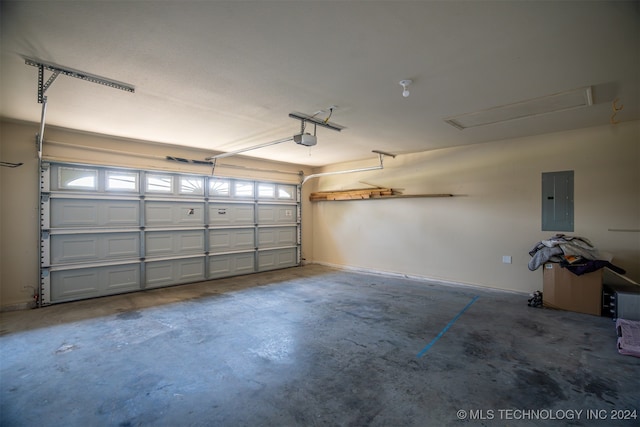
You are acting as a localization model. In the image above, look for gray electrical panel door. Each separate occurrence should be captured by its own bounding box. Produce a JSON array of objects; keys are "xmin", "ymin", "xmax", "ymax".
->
[
  {"xmin": 40, "ymin": 163, "xmax": 300, "ymax": 304},
  {"xmin": 542, "ymin": 170, "xmax": 574, "ymax": 232}
]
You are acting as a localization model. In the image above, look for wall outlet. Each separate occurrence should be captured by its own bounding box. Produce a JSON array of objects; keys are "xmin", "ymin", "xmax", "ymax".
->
[{"xmin": 502, "ymin": 255, "xmax": 512, "ymax": 264}]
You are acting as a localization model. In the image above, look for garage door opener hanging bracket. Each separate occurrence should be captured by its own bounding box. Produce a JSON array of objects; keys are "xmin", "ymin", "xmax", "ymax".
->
[{"xmin": 24, "ymin": 57, "xmax": 135, "ymax": 158}]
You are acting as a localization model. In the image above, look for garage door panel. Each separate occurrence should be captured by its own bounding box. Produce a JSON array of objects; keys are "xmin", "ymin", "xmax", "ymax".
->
[
  {"xmin": 50, "ymin": 264, "xmax": 141, "ymax": 302},
  {"xmin": 56, "ymin": 237, "xmax": 97, "ymax": 263},
  {"xmin": 104, "ymin": 266, "xmax": 140, "ymax": 292},
  {"xmin": 179, "ymin": 233, "xmax": 204, "ymax": 253},
  {"xmin": 145, "ymin": 230, "xmax": 205, "ymax": 256},
  {"xmin": 145, "ymin": 262, "xmax": 173, "ymax": 287},
  {"xmin": 145, "ymin": 204, "xmax": 172, "ymax": 224},
  {"xmin": 209, "ymin": 228, "xmax": 255, "ymax": 252},
  {"xmin": 258, "ymin": 248, "xmax": 297, "ymax": 271},
  {"xmin": 107, "ymin": 234, "xmax": 141, "ymax": 258},
  {"xmin": 257, "ymin": 205, "xmax": 297, "ymax": 224},
  {"xmin": 146, "ymin": 234, "xmax": 173, "ymax": 256},
  {"xmin": 51, "ymin": 199, "xmax": 139, "ymax": 228},
  {"xmin": 258, "ymin": 227, "xmax": 297, "ymax": 248},
  {"xmin": 209, "ymin": 203, "xmax": 254, "ymax": 226},
  {"xmin": 145, "ymin": 202, "xmax": 205, "ymax": 227},
  {"xmin": 209, "ymin": 256, "xmax": 231, "ymax": 277},
  {"xmin": 209, "ymin": 253, "xmax": 255, "ymax": 279},
  {"xmin": 178, "ymin": 258, "xmax": 205, "ymax": 283},
  {"xmin": 50, "ymin": 232, "xmax": 140, "ymax": 264},
  {"xmin": 145, "ymin": 258, "xmax": 205, "ymax": 288},
  {"xmin": 51, "ymin": 270, "xmax": 99, "ymax": 301},
  {"xmin": 51, "ymin": 201, "xmax": 99, "ymax": 227},
  {"xmin": 105, "ymin": 204, "xmax": 141, "ymax": 226}
]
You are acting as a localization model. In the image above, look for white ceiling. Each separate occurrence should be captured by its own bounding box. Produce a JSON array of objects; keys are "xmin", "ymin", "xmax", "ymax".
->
[{"xmin": 1, "ymin": 1, "xmax": 639, "ymax": 167}]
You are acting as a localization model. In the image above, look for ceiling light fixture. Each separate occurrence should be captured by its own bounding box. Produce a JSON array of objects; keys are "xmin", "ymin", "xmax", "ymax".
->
[
  {"xmin": 399, "ymin": 79, "xmax": 412, "ymax": 98},
  {"xmin": 444, "ymin": 86, "xmax": 593, "ymax": 130}
]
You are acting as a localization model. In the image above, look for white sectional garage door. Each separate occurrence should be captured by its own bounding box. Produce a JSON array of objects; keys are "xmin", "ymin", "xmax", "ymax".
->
[{"xmin": 40, "ymin": 162, "xmax": 300, "ymax": 304}]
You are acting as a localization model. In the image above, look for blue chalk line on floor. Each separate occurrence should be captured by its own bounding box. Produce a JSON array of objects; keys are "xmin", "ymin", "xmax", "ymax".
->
[{"xmin": 416, "ymin": 295, "xmax": 479, "ymax": 358}]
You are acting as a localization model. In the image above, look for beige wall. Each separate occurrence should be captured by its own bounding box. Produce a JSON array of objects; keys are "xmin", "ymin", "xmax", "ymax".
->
[
  {"xmin": 309, "ymin": 121, "xmax": 640, "ymax": 293},
  {"xmin": 0, "ymin": 119, "xmax": 314, "ymax": 309},
  {"xmin": 1, "ymin": 121, "xmax": 41, "ymax": 309}
]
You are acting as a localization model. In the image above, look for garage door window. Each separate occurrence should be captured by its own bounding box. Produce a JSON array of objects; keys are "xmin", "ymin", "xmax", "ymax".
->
[
  {"xmin": 179, "ymin": 176, "xmax": 204, "ymax": 195},
  {"xmin": 258, "ymin": 183, "xmax": 275, "ymax": 198},
  {"xmin": 146, "ymin": 174, "xmax": 173, "ymax": 193},
  {"xmin": 106, "ymin": 171, "xmax": 138, "ymax": 192},
  {"xmin": 277, "ymin": 185, "xmax": 295, "ymax": 200},
  {"xmin": 210, "ymin": 178, "xmax": 230, "ymax": 197},
  {"xmin": 59, "ymin": 167, "xmax": 97, "ymax": 190},
  {"xmin": 234, "ymin": 181, "xmax": 254, "ymax": 198}
]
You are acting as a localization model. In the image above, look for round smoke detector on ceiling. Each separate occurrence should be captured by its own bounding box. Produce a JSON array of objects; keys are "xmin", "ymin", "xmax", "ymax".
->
[{"xmin": 399, "ymin": 79, "xmax": 412, "ymax": 97}]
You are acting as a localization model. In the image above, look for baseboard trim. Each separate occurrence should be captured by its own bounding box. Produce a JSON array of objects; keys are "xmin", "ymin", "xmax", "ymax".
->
[
  {"xmin": 310, "ymin": 261, "xmax": 528, "ymax": 295},
  {"xmin": 1, "ymin": 301, "xmax": 37, "ymax": 312}
]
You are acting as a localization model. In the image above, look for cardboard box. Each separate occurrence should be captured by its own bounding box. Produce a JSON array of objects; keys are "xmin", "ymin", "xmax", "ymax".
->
[{"xmin": 543, "ymin": 262, "xmax": 602, "ymax": 316}]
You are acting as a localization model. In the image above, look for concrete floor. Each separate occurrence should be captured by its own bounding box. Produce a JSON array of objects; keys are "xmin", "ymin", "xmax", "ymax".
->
[{"xmin": 1, "ymin": 264, "xmax": 639, "ymax": 426}]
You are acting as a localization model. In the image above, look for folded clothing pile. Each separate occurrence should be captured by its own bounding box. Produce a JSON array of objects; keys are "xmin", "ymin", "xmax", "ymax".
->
[
  {"xmin": 528, "ymin": 234, "xmax": 600, "ymax": 271},
  {"xmin": 617, "ymin": 318, "xmax": 640, "ymax": 358}
]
